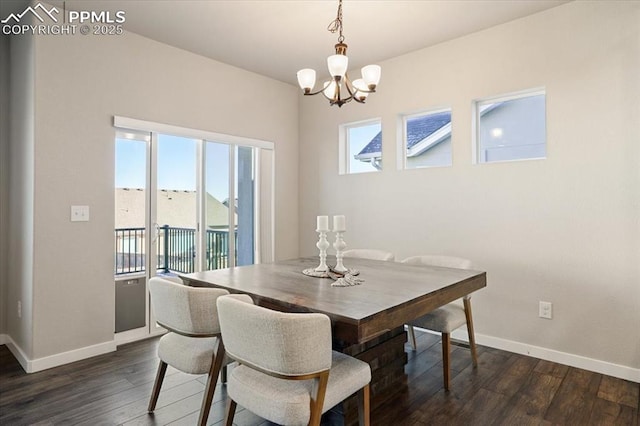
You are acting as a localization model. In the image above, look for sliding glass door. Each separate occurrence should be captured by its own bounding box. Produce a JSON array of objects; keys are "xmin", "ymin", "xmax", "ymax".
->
[{"xmin": 114, "ymin": 119, "xmax": 272, "ymax": 342}]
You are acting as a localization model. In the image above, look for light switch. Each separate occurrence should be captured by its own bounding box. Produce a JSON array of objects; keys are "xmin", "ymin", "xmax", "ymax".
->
[{"xmin": 71, "ymin": 205, "xmax": 90, "ymax": 222}]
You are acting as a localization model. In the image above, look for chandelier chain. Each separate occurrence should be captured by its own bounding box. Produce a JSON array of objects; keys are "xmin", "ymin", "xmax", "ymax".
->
[{"xmin": 327, "ymin": 0, "xmax": 344, "ymax": 43}]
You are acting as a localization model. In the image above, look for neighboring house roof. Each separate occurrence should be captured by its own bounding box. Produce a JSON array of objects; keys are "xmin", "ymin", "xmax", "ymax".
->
[
  {"xmin": 115, "ymin": 188, "xmax": 233, "ymax": 229},
  {"xmin": 406, "ymin": 111, "xmax": 451, "ymax": 150},
  {"xmin": 357, "ymin": 132, "xmax": 382, "ymax": 156},
  {"xmin": 355, "ymin": 111, "xmax": 452, "ymax": 159}
]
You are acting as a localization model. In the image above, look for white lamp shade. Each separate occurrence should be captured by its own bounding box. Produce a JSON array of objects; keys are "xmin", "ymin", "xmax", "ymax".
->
[
  {"xmin": 297, "ymin": 69, "xmax": 316, "ymax": 91},
  {"xmin": 323, "ymin": 80, "xmax": 338, "ymax": 99},
  {"xmin": 361, "ymin": 64, "xmax": 381, "ymax": 87},
  {"xmin": 352, "ymin": 79, "xmax": 369, "ymax": 100},
  {"xmin": 327, "ymin": 54, "xmax": 349, "ymax": 78}
]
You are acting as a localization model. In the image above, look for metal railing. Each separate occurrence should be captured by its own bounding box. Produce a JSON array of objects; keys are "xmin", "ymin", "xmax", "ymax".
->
[
  {"xmin": 114, "ymin": 226, "xmax": 235, "ymax": 275},
  {"xmin": 158, "ymin": 225, "xmax": 196, "ymax": 274},
  {"xmin": 114, "ymin": 227, "xmax": 146, "ymax": 275},
  {"xmin": 206, "ymin": 229, "xmax": 232, "ymax": 271}
]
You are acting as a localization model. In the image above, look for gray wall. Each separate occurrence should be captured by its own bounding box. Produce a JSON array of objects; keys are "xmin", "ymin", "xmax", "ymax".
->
[
  {"xmin": 299, "ymin": 1, "xmax": 640, "ymax": 374},
  {"xmin": 0, "ymin": 34, "xmax": 9, "ymax": 337},
  {"xmin": 5, "ymin": 28, "xmax": 298, "ymax": 364},
  {"xmin": 7, "ymin": 30, "xmax": 36, "ymax": 356}
]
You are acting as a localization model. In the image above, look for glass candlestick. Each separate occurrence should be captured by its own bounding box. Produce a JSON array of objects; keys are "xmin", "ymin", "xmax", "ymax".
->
[
  {"xmin": 333, "ymin": 231, "xmax": 347, "ymax": 273},
  {"xmin": 315, "ymin": 230, "xmax": 330, "ymax": 272}
]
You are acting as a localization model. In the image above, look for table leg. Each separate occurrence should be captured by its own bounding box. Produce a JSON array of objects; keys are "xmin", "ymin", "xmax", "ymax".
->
[{"xmin": 336, "ymin": 327, "xmax": 408, "ymax": 425}]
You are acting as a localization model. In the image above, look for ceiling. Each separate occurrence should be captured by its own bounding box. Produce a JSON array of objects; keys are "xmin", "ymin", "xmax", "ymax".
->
[{"xmin": 5, "ymin": 0, "xmax": 569, "ymax": 85}]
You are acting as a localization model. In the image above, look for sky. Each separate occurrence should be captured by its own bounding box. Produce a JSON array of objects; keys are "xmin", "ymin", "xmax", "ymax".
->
[{"xmin": 115, "ymin": 134, "xmax": 231, "ymax": 201}]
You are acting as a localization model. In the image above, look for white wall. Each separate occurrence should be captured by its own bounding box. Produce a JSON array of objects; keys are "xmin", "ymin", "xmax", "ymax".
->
[
  {"xmin": 299, "ymin": 1, "xmax": 640, "ymax": 378},
  {"xmin": 5, "ymin": 28, "xmax": 298, "ymax": 365}
]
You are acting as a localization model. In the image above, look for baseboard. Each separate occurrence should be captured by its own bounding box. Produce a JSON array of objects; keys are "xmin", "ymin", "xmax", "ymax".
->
[
  {"xmin": 445, "ymin": 328, "xmax": 640, "ymax": 383},
  {"xmin": 115, "ymin": 327, "xmax": 165, "ymax": 346},
  {"xmin": 4, "ymin": 336, "xmax": 31, "ymax": 372},
  {"xmin": 3, "ymin": 335, "xmax": 117, "ymax": 373},
  {"xmin": 3, "ymin": 327, "xmax": 637, "ymax": 382}
]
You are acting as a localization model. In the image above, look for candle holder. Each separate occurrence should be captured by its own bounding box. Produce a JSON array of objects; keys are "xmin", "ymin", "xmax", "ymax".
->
[
  {"xmin": 333, "ymin": 231, "xmax": 348, "ymax": 273},
  {"xmin": 315, "ymin": 229, "xmax": 330, "ymax": 272}
]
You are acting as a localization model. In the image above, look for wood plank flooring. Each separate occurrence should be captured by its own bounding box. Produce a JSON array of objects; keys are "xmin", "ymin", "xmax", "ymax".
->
[{"xmin": 1, "ymin": 331, "xmax": 638, "ymax": 425}]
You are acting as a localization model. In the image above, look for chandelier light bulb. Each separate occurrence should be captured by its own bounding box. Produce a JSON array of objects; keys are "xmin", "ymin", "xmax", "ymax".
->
[
  {"xmin": 361, "ymin": 65, "xmax": 381, "ymax": 89},
  {"xmin": 352, "ymin": 79, "xmax": 369, "ymax": 101},
  {"xmin": 297, "ymin": 69, "xmax": 317, "ymax": 93},
  {"xmin": 327, "ymin": 54, "xmax": 349, "ymax": 79},
  {"xmin": 323, "ymin": 80, "xmax": 338, "ymax": 99}
]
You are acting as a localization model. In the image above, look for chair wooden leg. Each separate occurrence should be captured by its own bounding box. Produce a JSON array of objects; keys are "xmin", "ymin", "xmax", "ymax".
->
[
  {"xmin": 358, "ymin": 384, "xmax": 370, "ymax": 426},
  {"xmin": 221, "ymin": 364, "xmax": 228, "ymax": 383},
  {"xmin": 198, "ymin": 338, "xmax": 226, "ymax": 426},
  {"xmin": 148, "ymin": 360, "xmax": 168, "ymax": 412},
  {"xmin": 442, "ymin": 333, "xmax": 451, "ymax": 391},
  {"xmin": 463, "ymin": 298, "xmax": 478, "ymax": 368},
  {"xmin": 224, "ymin": 399, "xmax": 237, "ymax": 426},
  {"xmin": 309, "ymin": 372, "xmax": 330, "ymax": 426},
  {"xmin": 407, "ymin": 325, "xmax": 417, "ymax": 351}
]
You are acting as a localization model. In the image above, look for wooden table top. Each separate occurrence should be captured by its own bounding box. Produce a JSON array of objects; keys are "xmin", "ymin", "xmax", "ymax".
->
[{"xmin": 181, "ymin": 257, "xmax": 486, "ymax": 345}]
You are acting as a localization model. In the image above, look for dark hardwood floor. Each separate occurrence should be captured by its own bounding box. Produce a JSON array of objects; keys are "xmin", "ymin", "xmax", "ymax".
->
[{"xmin": 1, "ymin": 331, "xmax": 638, "ymax": 425}]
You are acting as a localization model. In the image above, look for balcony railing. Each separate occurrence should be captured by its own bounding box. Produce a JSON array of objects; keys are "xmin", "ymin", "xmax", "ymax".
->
[
  {"xmin": 115, "ymin": 227, "xmax": 146, "ymax": 275},
  {"xmin": 115, "ymin": 226, "xmax": 236, "ymax": 275}
]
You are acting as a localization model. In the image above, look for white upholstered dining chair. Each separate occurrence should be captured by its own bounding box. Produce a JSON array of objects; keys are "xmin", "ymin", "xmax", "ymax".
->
[
  {"xmin": 217, "ymin": 294, "xmax": 372, "ymax": 426},
  {"xmin": 342, "ymin": 249, "xmax": 395, "ymax": 262},
  {"xmin": 148, "ymin": 277, "xmax": 231, "ymax": 426},
  {"xmin": 401, "ymin": 255, "xmax": 479, "ymax": 391}
]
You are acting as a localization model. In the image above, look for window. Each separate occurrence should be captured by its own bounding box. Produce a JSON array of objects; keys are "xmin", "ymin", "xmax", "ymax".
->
[
  {"xmin": 401, "ymin": 108, "xmax": 452, "ymax": 169},
  {"xmin": 474, "ymin": 88, "xmax": 546, "ymax": 163},
  {"xmin": 339, "ymin": 119, "xmax": 382, "ymax": 174}
]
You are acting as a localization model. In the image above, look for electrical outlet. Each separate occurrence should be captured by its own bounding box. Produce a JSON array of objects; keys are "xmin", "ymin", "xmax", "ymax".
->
[
  {"xmin": 539, "ymin": 301, "xmax": 552, "ymax": 319},
  {"xmin": 17, "ymin": 301, "xmax": 22, "ymax": 319}
]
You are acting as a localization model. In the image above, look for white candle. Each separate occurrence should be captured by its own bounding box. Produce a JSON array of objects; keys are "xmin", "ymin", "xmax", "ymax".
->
[
  {"xmin": 333, "ymin": 215, "xmax": 346, "ymax": 232},
  {"xmin": 317, "ymin": 215, "xmax": 329, "ymax": 231}
]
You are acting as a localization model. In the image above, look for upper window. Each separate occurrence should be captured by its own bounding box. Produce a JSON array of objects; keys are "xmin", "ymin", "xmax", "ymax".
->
[
  {"xmin": 474, "ymin": 88, "xmax": 546, "ymax": 163},
  {"xmin": 401, "ymin": 108, "xmax": 452, "ymax": 169},
  {"xmin": 339, "ymin": 119, "xmax": 382, "ymax": 174}
]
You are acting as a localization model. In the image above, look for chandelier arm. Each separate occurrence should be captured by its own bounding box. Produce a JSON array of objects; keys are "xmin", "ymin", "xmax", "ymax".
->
[
  {"xmin": 343, "ymin": 73, "xmax": 375, "ymax": 97},
  {"xmin": 343, "ymin": 75, "xmax": 366, "ymax": 104},
  {"xmin": 355, "ymin": 87, "xmax": 376, "ymax": 94},
  {"xmin": 343, "ymin": 78, "xmax": 357, "ymax": 102},
  {"xmin": 335, "ymin": 76, "xmax": 355, "ymax": 105},
  {"xmin": 304, "ymin": 86, "xmax": 332, "ymax": 97}
]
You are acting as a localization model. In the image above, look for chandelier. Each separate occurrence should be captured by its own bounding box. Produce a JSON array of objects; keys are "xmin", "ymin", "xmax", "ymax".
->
[{"xmin": 296, "ymin": 0, "xmax": 381, "ymax": 107}]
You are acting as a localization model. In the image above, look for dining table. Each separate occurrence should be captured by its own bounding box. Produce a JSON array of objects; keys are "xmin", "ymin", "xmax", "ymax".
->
[{"xmin": 181, "ymin": 256, "xmax": 486, "ymax": 424}]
